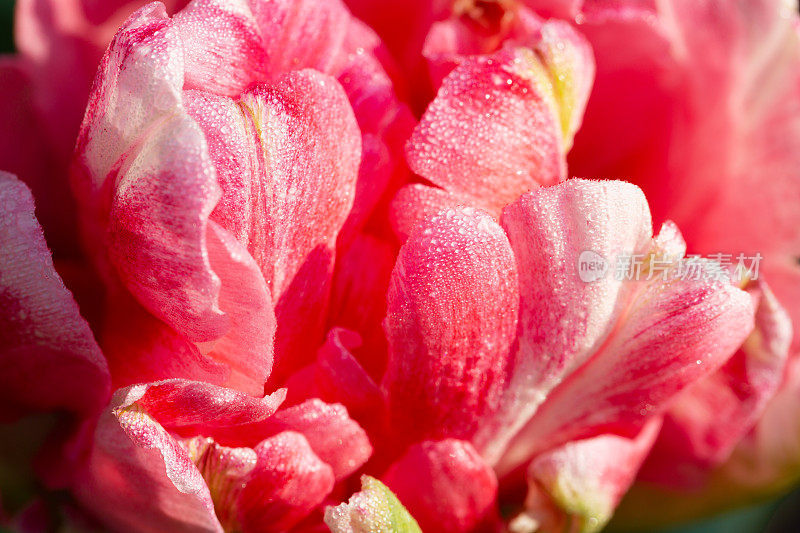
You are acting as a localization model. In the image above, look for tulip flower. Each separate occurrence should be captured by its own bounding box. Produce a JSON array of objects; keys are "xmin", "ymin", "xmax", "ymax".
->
[{"xmin": 0, "ymin": 1, "xmax": 798, "ymax": 532}]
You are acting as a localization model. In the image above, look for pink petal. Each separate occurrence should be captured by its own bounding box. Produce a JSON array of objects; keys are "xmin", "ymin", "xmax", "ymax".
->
[
  {"xmin": 335, "ymin": 19, "xmax": 415, "ymax": 243},
  {"xmin": 228, "ymin": 399, "xmax": 372, "ymax": 481},
  {"xmin": 421, "ymin": 18, "xmax": 478, "ymax": 91},
  {"xmin": 285, "ymin": 329, "xmax": 384, "ymax": 427},
  {"xmin": 337, "ymin": 19, "xmax": 416, "ymax": 245},
  {"xmin": 0, "ymin": 172, "xmax": 109, "ymax": 421},
  {"xmin": 425, "ymin": 13, "xmax": 594, "ymax": 147},
  {"xmin": 500, "ymin": 257, "xmax": 754, "ymax": 477},
  {"xmin": 339, "ymin": 134, "xmax": 394, "ymax": 245},
  {"xmin": 185, "ymin": 69, "xmax": 361, "ymax": 382},
  {"xmin": 383, "ymin": 206, "xmax": 519, "ymax": 447},
  {"xmin": 568, "ymin": 0, "xmax": 676, "ymax": 224},
  {"xmin": 130, "ymin": 380, "xmax": 286, "ymax": 440},
  {"xmin": 72, "ymin": 379, "xmax": 302, "ymax": 531},
  {"xmin": 664, "ymin": 1, "xmax": 800, "ymax": 351},
  {"xmin": 98, "ymin": 289, "xmax": 230, "ymax": 391},
  {"xmin": 15, "ymin": 0, "xmax": 101, "ymax": 162},
  {"xmin": 72, "ymin": 4, "xmax": 226, "ymax": 343},
  {"xmin": 205, "ymin": 221, "xmax": 276, "ymax": 395},
  {"xmin": 74, "ymin": 386, "xmax": 223, "ymax": 533},
  {"xmin": 406, "ymin": 47, "xmax": 566, "ymax": 215},
  {"xmin": 327, "ymin": 233, "xmax": 398, "ymax": 379},
  {"xmin": 500, "ymin": 180, "xmax": 651, "ymax": 393},
  {"xmin": 174, "ymin": 0, "xmax": 408, "ymax": 246},
  {"xmin": 243, "ymin": 71, "xmax": 361, "ymax": 380},
  {"xmin": 81, "ymin": 0, "xmax": 190, "ymax": 25},
  {"xmin": 382, "ymin": 440, "xmax": 498, "ymax": 533},
  {"xmin": 174, "ymin": 0, "xmax": 400, "ymax": 112},
  {"xmin": 390, "ymin": 183, "xmax": 474, "ymax": 241},
  {"xmin": 180, "ymin": 88, "xmax": 259, "ymax": 251},
  {"xmin": 641, "ymin": 281, "xmax": 793, "ymax": 487},
  {"xmin": 173, "ymin": 0, "xmax": 268, "ymax": 97},
  {"xmin": 520, "ymin": 420, "xmax": 660, "ymax": 533},
  {"xmin": 249, "ymin": 0, "xmax": 351, "ymax": 77},
  {"xmin": 523, "ymin": 0, "xmax": 583, "ymax": 18},
  {"xmin": 315, "ymin": 329, "xmax": 382, "ymax": 412},
  {"xmin": 638, "ymin": 0, "xmax": 800, "ymax": 243},
  {"xmin": 492, "ymin": 180, "xmax": 754, "ymax": 476},
  {"xmin": 103, "ymin": 109, "xmax": 223, "ymax": 340},
  {"xmin": 337, "ymin": 19, "xmax": 408, "ymax": 136},
  {"xmin": 712, "ymin": 353, "xmax": 800, "ymax": 493},
  {"xmin": 236, "ymin": 72, "xmax": 360, "ymax": 295},
  {"xmin": 237, "ymin": 431, "xmax": 335, "ymax": 533},
  {"xmin": 483, "ymin": 179, "xmax": 653, "ymax": 463},
  {"xmin": 572, "ymin": 1, "xmax": 800, "ymax": 349},
  {"xmin": 72, "ymin": 0, "xmax": 403, "ymax": 387},
  {"xmin": 76, "ymin": 4, "xmax": 361, "ymax": 386},
  {"xmin": 271, "ymin": 401, "xmax": 372, "ymax": 482}
]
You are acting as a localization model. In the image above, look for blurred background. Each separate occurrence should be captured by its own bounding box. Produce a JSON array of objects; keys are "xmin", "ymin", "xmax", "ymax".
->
[
  {"xmin": 0, "ymin": 0, "xmax": 799, "ymax": 531},
  {"xmin": 0, "ymin": 0, "xmax": 12, "ymax": 53}
]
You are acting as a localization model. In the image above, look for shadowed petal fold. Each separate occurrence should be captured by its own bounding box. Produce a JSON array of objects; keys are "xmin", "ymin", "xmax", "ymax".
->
[
  {"xmin": 228, "ymin": 399, "xmax": 372, "ymax": 481},
  {"xmin": 383, "ymin": 439, "xmax": 498, "ymax": 533},
  {"xmin": 0, "ymin": 172, "xmax": 109, "ymax": 421},
  {"xmin": 205, "ymin": 221, "xmax": 276, "ymax": 395},
  {"xmin": 74, "ymin": 386, "xmax": 224, "ymax": 533},
  {"xmin": 237, "ymin": 432, "xmax": 335, "ymax": 533}
]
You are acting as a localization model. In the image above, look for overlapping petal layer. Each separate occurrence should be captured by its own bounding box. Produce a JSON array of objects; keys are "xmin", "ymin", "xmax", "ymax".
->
[
  {"xmin": 519, "ymin": 421, "xmax": 661, "ymax": 533},
  {"xmin": 382, "ymin": 179, "xmax": 755, "ymax": 530},
  {"xmin": 70, "ymin": 3, "xmax": 377, "ymax": 391},
  {"xmin": 383, "ymin": 440, "xmax": 498, "ymax": 533},
  {"xmin": 572, "ymin": 0, "xmax": 800, "ymax": 348},
  {"xmin": 237, "ymin": 431, "xmax": 335, "ymax": 533},
  {"xmin": 2, "ymin": 0, "xmax": 796, "ymax": 531},
  {"xmin": 405, "ymin": 47, "xmax": 566, "ymax": 217},
  {"xmin": 74, "ymin": 385, "xmax": 225, "ymax": 533},
  {"xmin": 640, "ymin": 282, "xmax": 793, "ymax": 487},
  {"xmin": 74, "ymin": 380, "xmax": 369, "ymax": 532},
  {"xmin": 383, "ymin": 206, "xmax": 519, "ymax": 446},
  {"xmin": 0, "ymin": 172, "xmax": 109, "ymax": 422}
]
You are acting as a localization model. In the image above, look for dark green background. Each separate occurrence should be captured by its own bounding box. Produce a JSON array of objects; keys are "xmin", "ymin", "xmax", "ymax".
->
[{"xmin": 0, "ymin": 0, "xmax": 13, "ymax": 53}]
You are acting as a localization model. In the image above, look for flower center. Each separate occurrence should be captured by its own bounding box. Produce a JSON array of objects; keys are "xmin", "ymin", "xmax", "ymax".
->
[
  {"xmin": 182, "ymin": 436, "xmax": 257, "ymax": 532},
  {"xmin": 453, "ymin": 0, "xmax": 519, "ymax": 34}
]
